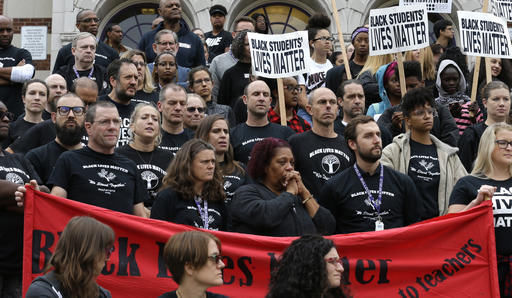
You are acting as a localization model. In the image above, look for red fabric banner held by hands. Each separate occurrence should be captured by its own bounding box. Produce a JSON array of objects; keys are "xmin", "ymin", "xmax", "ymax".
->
[{"xmin": 23, "ymin": 188, "xmax": 499, "ymax": 297}]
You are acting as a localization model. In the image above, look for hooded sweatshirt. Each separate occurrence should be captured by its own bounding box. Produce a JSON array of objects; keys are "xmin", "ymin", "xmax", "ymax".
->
[
  {"xmin": 435, "ymin": 59, "xmax": 483, "ymax": 135},
  {"xmin": 367, "ymin": 63, "xmax": 393, "ymax": 119}
]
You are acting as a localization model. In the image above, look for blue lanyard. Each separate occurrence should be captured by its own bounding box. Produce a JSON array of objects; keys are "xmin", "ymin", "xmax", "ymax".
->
[
  {"xmin": 353, "ymin": 164, "xmax": 384, "ymax": 214},
  {"xmin": 194, "ymin": 196, "xmax": 209, "ymax": 230},
  {"xmin": 73, "ymin": 65, "xmax": 94, "ymax": 79}
]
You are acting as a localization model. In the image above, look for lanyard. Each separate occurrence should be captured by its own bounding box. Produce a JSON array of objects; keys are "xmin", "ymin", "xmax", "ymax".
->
[
  {"xmin": 353, "ymin": 163, "xmax": 384, "ymax": 214},
  {"xmin": 73, "ymin": 65, "xmax": 94, "ymax": 79},
  {"xmin": 194, "ymin": 196, "xmax": 209, "ymax": 230}
]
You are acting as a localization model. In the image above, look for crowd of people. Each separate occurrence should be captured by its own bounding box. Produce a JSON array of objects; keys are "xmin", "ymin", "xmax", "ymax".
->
[{"xmin": 0, "ymin": 0, "xmax": 511, "ymax": 296}]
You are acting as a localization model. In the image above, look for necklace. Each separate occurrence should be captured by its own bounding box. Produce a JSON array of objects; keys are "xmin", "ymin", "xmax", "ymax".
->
[{"xmin": 134, "ymin": 148, "xmax": 153, "ymax": 164}]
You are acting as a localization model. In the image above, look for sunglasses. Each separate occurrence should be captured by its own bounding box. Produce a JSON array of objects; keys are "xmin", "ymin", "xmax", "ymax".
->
[
  {"xmin": 325, "ymin": 257, "xmax": 343, "ymax": 266},
  {"xmin": 0, "ymin": 110, "xmax": 14, "ymax": 121},
  {"xmin": 57, "ymin": 106, "xmax": 85, "ymax": 116},
  {"xmin": 187, "ymin": 107, "xmax": 205, "ymax": 113},
  {"xmin": 208, "ymin": 254, "xmax": 223, "ymax": 265}
]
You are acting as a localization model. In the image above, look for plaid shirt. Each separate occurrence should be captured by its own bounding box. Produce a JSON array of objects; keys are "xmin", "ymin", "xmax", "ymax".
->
[{"xmin": 268, "ymin": 108, "xmax": 311, "ymax": 133}]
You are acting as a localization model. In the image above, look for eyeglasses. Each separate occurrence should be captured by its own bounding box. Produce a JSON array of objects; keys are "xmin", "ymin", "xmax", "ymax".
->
[
  {"xmin": 193, "ymin": 78, "xmax": 211, "ymax": 85},
  {"xmin": 187, "ymin": 107, "xmax": 205, "ymax": 113},
  {"xmin": 325, "ymin": 257, "xmax": 343, "ymax": 266},
  {"xmin": 79, "ymin": 17, "xmax": 100, "ymax": 24},
  {"xmin": 158, "ymin": 62, "xmax": 176, "ymax": 67},
  {"xmin": 410, "ymin": 107, "xmax": 437, "ymax": 117},
  {"xmin": 157, "ymin": 41, "xmax": 176, "ymax": 47},
  {"xmin": 132, "ymin": 61, "xmax": 146, "ymax": 67},
  {"xmin": 106, "ymin": 246, "xmax": 115, "ymax": 260},
  {"xmin": 0, "ymin": 110, "xmax": 14, "ymax": 121},
  {"xmin": 313, "ymin": 36, "xmax": 334, "ymax": 42},
  {"xmin": 57, "ymin": 106, "xmax": 85, "ymax": 116},
  {"xmin": 208, "ymin": 254, "xmax": 223, "ymax": 265},
  {"xmin": 495, "ymin": 140, "xmax": 512, "ymax": 149},
  {"xmin": 284, "ymin": 85, "xmax": 303, "ymax": 92}
]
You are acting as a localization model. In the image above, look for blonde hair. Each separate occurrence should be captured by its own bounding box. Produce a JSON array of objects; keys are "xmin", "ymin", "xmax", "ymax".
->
[
  {"xmin": 128, "ymin": 103, "xmax": 162, "ymax": 147},
  {"xmin": 472, "ymin": 123, "xmax": 512, "ymax": 177},
  {"xmin": 404, "ymin": 48, "xmax": 435, "ymax": 81},
  {"xmin": 120, "ymin": 50, "xmax": 155, "ymax": 94},
  {"xmin": 358, "ymin": 54, "xmax": 394, "ymax": 77}
]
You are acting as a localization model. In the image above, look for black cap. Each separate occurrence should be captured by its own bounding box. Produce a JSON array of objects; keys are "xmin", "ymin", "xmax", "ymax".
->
[{"xmin": 209, "ymin": 5, "xmax": 227, "ymax": 16}]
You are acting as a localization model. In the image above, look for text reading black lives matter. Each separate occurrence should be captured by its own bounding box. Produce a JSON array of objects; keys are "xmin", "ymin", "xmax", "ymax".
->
[
  {"xmin": 460, "ymin": 18, "xmax": 510, "ymax": 56},
  {"xmin": 492, "ymin": 1, "xmax": 512, "ymax": 22},
  {"xmin": 251, "ymin": 37, "xmax": 306, "ymax": 75},
  {"xmin": 370, "ymin": 9, "xmax": 427, "ymax": 51}
]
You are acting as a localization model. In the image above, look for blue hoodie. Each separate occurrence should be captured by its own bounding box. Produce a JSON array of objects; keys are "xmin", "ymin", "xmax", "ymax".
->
[{"xmin": 367, "ymin": 63, "xmax": 392, "ymax": 119}]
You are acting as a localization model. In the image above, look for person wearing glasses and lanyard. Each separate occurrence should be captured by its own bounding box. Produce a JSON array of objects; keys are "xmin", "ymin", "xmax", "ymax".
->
[
  {"xmin": 151, "ymin": 139, "xmax": 228, "ymax": 231},
  {"xmin": 267, "ymin": 234, "xmax": 349, "ymax": 298},
  {"xmin": 159, "ymin": 230, "xmax": 227, "ymax": 298},
  {"xmin": 448, "ymin": 123, "xmax": 512, "ymax": 297},
  {"xmin": 26, "ymin": 216, "xmax": 115, "ymax": 298}
]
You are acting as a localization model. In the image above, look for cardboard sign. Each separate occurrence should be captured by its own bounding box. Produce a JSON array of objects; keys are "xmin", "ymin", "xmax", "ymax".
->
[
  {"xmin": 490, "ymin": 0, "xmax": 512, "ymax": 23},
  {"xmin": 22, "ymin": 188, "xmax": 500, "ymax": 298},
  {"xmin": 369, "ymin": 4, "xmax": 429, "ymax": 56},
  {"xmin": 21, "ymin": 26, "xmax": 47, "ymax": 60},
  {"xmin": 399, "ymin": 0, "xmax": 452, "ymax": 13},
  {"xmin": 458, "ymin": 11, "xmax": 512, "ymax": 58},
  {"xmin": 248, "ymin": 31, "xmax": 310, "ymax": 79}
]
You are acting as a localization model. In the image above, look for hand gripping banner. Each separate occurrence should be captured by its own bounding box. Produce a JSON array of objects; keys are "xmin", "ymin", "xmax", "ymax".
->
[{"xmin": 23, "ymin": 188, "xmax": 499, "ymax": 297}]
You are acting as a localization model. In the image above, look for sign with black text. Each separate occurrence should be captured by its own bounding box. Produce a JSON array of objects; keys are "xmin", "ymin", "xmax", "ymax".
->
[
  {"xmin": 399, "ymin": 0, "xmax": 452, "ymax": 13},
  {"xmin": 369, "ymin": 4, "xmax": 429, "ymax": 56},
  {"xmin": 490, "ymin": 0, "xmax": 512, "ymax": 23},
  {"xmin": 458, "ymin": 11, "xmax": 512, "ymax": 58},
  {"xmin": 248, "ymin": 31, "xmax": 310, "ymax": 78}
]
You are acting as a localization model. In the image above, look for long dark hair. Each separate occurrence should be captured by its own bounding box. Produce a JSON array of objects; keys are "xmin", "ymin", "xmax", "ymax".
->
[
  {"xmin": 267, "ymin": 235, "xmax": 348, "ymax": 298},
  {"xmin": 161, "ymin": 139, "xmax": 225, "ymax": 202},
  {"xmin": 195, "ymin": 114, "xmax": 244, "ymax": 176},
  {"xmin": 47, "ymin": 216, "xmax": 114, "ymax": 298}
]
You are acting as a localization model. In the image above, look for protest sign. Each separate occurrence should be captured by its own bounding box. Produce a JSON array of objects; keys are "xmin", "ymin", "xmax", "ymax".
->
[
  {"xmin": 23, "ymin": 188, "xmax": 499, "ymax": 298},
  {"xmin": 399, "ymin": 0, "xmax": 452, "ymax": 13},
  {"xmin": 369, "ymin": 4, "xmax": 429, "ymax": 56},
  {"xmin": 458, "ymin": 11, "xmax": 512, "ymax": 58},
  {"xmin": 248, "ymin": 31, "xmax": 309, "ymax": 79},
  {"xmin": 490, "ymin": 0, "xmax": 512, "ymax": 22}
]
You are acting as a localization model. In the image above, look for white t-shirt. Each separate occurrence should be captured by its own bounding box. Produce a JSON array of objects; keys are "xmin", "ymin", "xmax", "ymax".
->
[{"xmin": 298, "ymin": 57, "xmax": 333, "ymax": 94}]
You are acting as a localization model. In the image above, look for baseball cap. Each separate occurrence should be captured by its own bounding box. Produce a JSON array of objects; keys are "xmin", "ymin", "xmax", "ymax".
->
[{"xmin": 209, "ymin": 5, "xmax": 227, "ymax": 16}]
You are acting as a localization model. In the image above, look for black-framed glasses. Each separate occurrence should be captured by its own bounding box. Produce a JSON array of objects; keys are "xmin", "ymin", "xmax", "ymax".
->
[
  {"xmin": 208, "ymin": 254, "xmax": 223, "ymax": 265},
  {"xmin": 106, "ymin": 246, "xmax": 115, "ymax": 259},
  {"xmin": 284, "ymin": 85, "xmax": 303, "ymax": 93},
  {"xmin": 187, "ymin": 107, "xmax": 205, "ymax": 113},
  {"xmin": 495, "ymin": 140, "xmax": 512, "ymax": 149},
  {"xmin": 313, "ymin": 36, "xmax": 334, "ymax": 42},
  {"xmin": 410, "ymin": 107, "xmax": 437, "ymax": 118},
  {"xmin": 79, "ymin": 17, "xmax": 100, "ymax": 24},
  {"xmin": 132, "ymin": 61, "xmax": 146, "ymax": 67},
  {"xmin": 325, "ymin": 257, "xmax": 343, "ymax": 266},
  {"xmin": 0, "ymin": 110, "xmax": 14, "ymax": 121},
  {"xmin": 57, "ymin": 106, "xmax": 85, "ymax": 116},
  {"xmin": 193, "ymin": 78, "xmax": 211, "ymax": 85}
]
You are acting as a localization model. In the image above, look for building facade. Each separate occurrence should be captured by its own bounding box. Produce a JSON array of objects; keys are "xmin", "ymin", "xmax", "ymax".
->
[{"xmin": 4, "ymin": 0, "xmax": 484, "ymax": 78}]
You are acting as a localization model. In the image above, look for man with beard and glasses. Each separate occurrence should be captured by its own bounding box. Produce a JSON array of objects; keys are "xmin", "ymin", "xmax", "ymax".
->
[
  {"xmin": 319, "ymin": 115, "xmax": 421, "ymax": 234},
  {"xmin": 98, "ymin": 58, "xmax": 138, "ymax": 147},
  {"xmin": 26, "ymin": 93, "xmax": 85, "ymax": 184}
]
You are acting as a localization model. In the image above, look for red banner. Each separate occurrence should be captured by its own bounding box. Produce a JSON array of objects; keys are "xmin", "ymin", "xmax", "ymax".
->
[{"xmin": 23, "ymin": 187, "xmax": 499, "ymax": 297}]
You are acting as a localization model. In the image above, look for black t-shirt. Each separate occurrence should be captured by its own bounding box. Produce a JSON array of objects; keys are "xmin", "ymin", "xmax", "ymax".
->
[
  {"xmin": 449, "ymin": 175, "xmax": 512, "ymax": 255},
  {"xmin": 288, "ymin": 131, "xmax": 353, "ymax": 199},
  {"xmin": 205, "ymin": 30, "xmax": 233, "ymax": 63},
  {"xmin": 115, "ymin": 145, "xmax": 173, "ymax": 207},
  {"xmin": 0, "ymin": 151, "xmax": 40, "ymax": 274},
  {"xmin": 6, "ymin": 117, "xmax": 37, "ymax": 147},
  {"xmin": 221, "ymin": 162, "xmax": 250, "ymax": 206},
  {"xmin": 8, "ymin": 119, "xmax": 56, "ymax": 154},
  {"xmin": 25, "ymin": 140, "xmax": 70, "ymax": 184},
  {"xmin": 319, "ymin": 163, "xmax": 421, "ymax": 234},
  {"xmin": 217, "ymin": 61, "xmax": 251, "ymax": 107},
  {"xmin": 333, "ymin": 117, "xmax": 393, "ymax": 148},
  {"xmin": 133, "ymin": 89, "xmax": 159, "ymax": 105},
  {"xmin": 47, "ymin": 146, "xmax": 146, "ymax": 214},
  {"xmin": 408, "ymin": 139, "xmax": 440, "ymax": 219},
  {"xmin": 98, "ymin": 95, "xmax": 137, "ymax": 147},
  {"xmin": 159, "ymin": 291, "xmax": 227, "ymax": 298},
  {"xmin": 56, "ymin": 63, "xmax": 108, "ymax": 92},
  {"xmin": 0, "ymin": 45, "xmax": 33, "ymax": 117},
  {"xmin": 158, "ymin": 129, "xmax": 194, "ymax": 156},
  {"xmin": 230, "ymin": 122, "xmax": 295, "ymax": 164},
  {"xmin": 52, "ymin": 41, "xmax": 119, "ymax": 73},
  {"xmin": 325, "ymin": 60, "xmax": 364, "ymax": 96},
  {"xmin": 458, "ymin": 122, "xmax": 487, "ymax": 172},
  {"xmin": 151, "ymin": 188, "xmax": 228, "ymax": 231}
]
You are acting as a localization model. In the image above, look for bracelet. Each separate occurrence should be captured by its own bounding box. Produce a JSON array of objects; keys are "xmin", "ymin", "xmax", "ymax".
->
[{"xmin": 302, "ymin": 196, "xmax": 313, "ymax": 204}]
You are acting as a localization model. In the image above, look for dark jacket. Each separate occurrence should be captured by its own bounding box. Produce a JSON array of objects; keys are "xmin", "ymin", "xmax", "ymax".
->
[
  {"xmin": 26, "ymin": 271, "xmax": 111, "ymax": 298},
  {"xmin": 231, "ymin": 183, "xmax": 335, "ymax": 236},
  {"xmin": 52, "ymin": 41, "xmax": 118, "ymax": 73}
]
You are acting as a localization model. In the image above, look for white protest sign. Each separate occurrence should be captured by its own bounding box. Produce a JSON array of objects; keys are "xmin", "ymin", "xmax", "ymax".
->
[
  {"xmin": 490, "ymin": 0, "xmax": 512, "ymax": 22},
  {"xmin": 458, "ymin": 11, "xmax": 512, "ymax": 58},
  {"xmin": 21, "ymin": 26, "xmax": 47, "ymax": 60},
  {"xmin": 369, "ymin": 4, "xmax": 429, "ymax": 56},
  {"xmin": 399, "ymin": 0, "xmax": 452, "ymax": 13},
  {"xmin": 248, "ymin": 31, "xmax": 310, "ymax": 79}
]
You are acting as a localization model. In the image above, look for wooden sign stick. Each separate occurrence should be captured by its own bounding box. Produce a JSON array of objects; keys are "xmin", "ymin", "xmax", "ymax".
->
[
  {"xmin": 277, "ymin": 78, "xmax": 287, "ymax": 126},
  {"xmin": 331, "ymin": 0, "xmax": 352, "ymax": 79}
]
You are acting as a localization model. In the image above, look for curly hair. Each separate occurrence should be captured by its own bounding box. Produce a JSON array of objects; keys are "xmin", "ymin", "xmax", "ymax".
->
[
  {"xmin": 231, "ymin": 30, "xmax": 250, "ymax": 60},
  {"xmin": 161, "ymin": 139, "xmax": 225, "ymax": 202},
  {"xmin": 267, "ymin": 235, "xmax": 347, "ymax": 298},
  {"xmin": 247, "ymin": 137, "xmax": 291, "ymax": 181}
]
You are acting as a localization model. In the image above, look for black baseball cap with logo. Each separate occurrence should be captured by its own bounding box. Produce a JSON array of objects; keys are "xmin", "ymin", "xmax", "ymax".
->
[{"xmin": 209, "ymin": 5, "xmax": 227, "ymax": 16}]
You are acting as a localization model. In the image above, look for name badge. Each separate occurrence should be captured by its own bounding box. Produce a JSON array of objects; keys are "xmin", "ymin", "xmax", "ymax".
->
[
  {"xmin": 179, "ymin": 42, "xmax": 191, "ymax": 49},
  {"xmin": 244, "ymin": 73, "xmax": 250, "ymax": 79},
  {"xmin": 375, "ymin": 220, "xmax": 384, "ymax": 231}
]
